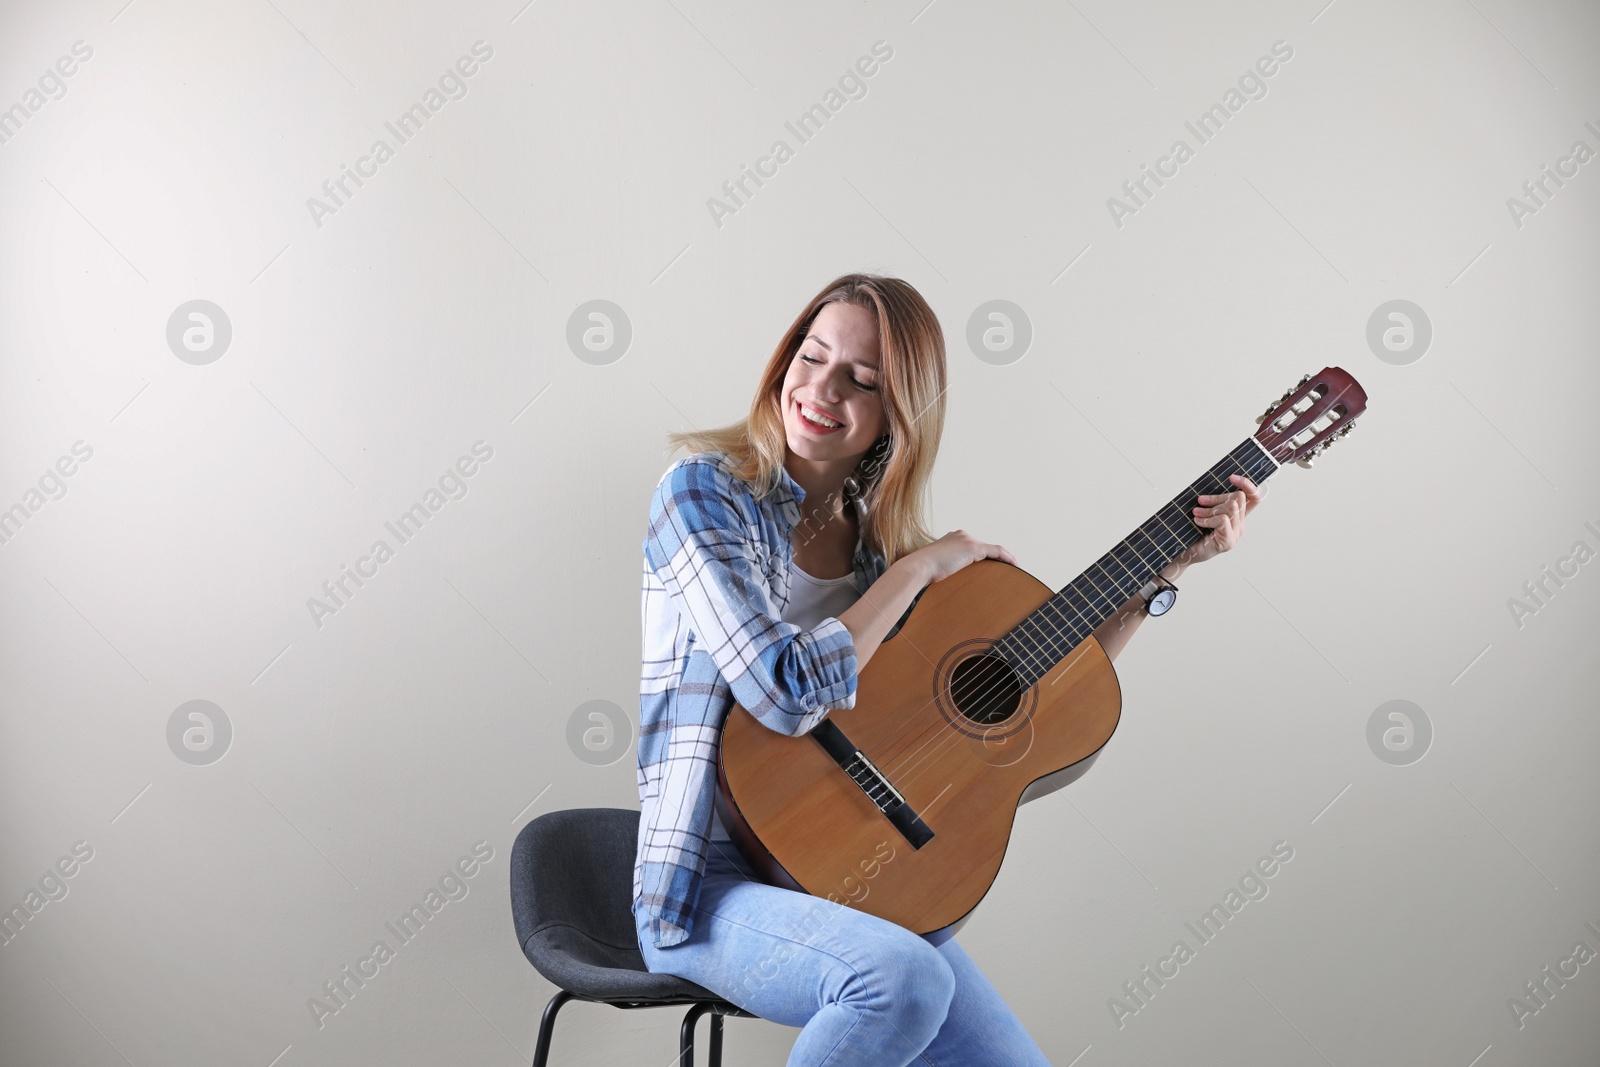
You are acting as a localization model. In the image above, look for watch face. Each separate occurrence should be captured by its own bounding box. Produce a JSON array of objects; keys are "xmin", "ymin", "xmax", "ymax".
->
[{"xmin": 1148, "ymin": 587, "xmax": 1176, "ymax": 616}]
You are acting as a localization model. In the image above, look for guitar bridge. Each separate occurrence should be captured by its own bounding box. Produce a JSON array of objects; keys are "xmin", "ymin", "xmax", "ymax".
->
[{"xmin": 811, "ymin": 720, "xmax": 936, "ymax": 850}]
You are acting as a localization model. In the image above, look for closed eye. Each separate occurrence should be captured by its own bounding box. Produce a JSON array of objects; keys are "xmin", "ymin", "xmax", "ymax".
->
[{"xmin": 799, "ymin": 353, "xmax": 876, "ymax": 391}]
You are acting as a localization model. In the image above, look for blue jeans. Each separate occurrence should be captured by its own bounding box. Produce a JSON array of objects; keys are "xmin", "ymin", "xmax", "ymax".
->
[{"xmin": 633, "ymin": 842, "xmax": 1053, "ymax": 1066}]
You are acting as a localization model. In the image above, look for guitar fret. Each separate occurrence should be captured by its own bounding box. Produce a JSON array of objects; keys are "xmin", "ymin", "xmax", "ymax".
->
[
  {"xmin": 1049, "ymin": 589, "xmax": 1095, "ymax": 644},
  {"xmin": 1110, "ymin": 542, "xmax": 1150, "ymax": 582},
  {"xmin": 1127, "ymin": 527, "xmax": 1167, "ymax": 562},
  {"xmin": 1004, "ymin": 438, "xmax": 1279, "ymax": 689},
  {"xmin": 1107, "ymin": 550, "xmax": 1145, "ymax": 585},
  {"xmin": 1085, "ymin": 566, "xmax": 1124, "ymax": 605}
]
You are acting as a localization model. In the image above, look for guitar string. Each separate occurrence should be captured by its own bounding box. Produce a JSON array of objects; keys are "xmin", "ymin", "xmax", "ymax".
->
[
  {"xmin": 876, "ymin": 443, "xmax": 1280, "ymax": 800},
  {"xmin": 876, "ymin": 473, "xmax": 1203, "ymax": 767},
  {"xmin": 870, "ymin": 492, "xmax": 1200, "ymax": 784},
  {"xmin": 873, "ymin": 443, "xmax": 1277, "ymax": 806},
  {"xmin": 867, "ymin": 458, "xmax": 1212, "ymax": 773},
  {"xmin": 838, "ymin": 433, "xmax": 1266, "ymax": 775},
  {"xmin": 874, "ymin": 442, "xmax": 1277, "ymax": 786},
  {"xmin": 866, "ymin": 443, "xmax": 1278, "ymax": 797}
]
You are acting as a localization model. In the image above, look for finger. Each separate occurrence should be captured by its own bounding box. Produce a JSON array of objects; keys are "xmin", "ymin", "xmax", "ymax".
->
[
  {"xmin": 1231, "ymin": 473, "xmax": 1266, "ymax": 509},
  {"xmin": 1195, "ymin": 491, "xmax": 1243, "ymax": 516}
]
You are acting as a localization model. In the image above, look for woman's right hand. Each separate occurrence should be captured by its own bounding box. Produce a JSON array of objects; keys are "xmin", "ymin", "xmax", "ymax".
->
[{"xmin": 905, "ymin": 530, "xmax": 1018, "ymax": 585}]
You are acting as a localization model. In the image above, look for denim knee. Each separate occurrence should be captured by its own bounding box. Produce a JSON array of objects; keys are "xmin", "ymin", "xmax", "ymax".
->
[{"xmin": 852, "ymin": 931, "xmax": 956, "ymax": 1048}]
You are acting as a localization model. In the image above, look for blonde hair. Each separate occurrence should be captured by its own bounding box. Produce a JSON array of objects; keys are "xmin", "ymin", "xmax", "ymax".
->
[{"xmin": 667, "ymin": 272, "xmax": 947, "ymax": 565}]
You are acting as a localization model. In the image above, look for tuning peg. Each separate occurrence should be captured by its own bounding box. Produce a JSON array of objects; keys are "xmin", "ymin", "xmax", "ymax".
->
[
  {"xmin": 1261, "ymin": 375, "xmax": 1332, "ymax": 431},
  {"xmin": 1262, "ymin": 374, "xmax": 1314, "ymax": 419},
  {"xmin": 1258, "ymin": 395, "xmax": 1290, "ymax": 424},
  {"xmin": 1296, "ymin": 438, "xmax": 1333, "ymax": 469}
]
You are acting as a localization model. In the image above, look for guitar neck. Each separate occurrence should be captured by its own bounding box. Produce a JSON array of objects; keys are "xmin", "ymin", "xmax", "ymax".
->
[{"xmin": 995, "ymin": 436, "xmax": 1281, "ymax": 687}]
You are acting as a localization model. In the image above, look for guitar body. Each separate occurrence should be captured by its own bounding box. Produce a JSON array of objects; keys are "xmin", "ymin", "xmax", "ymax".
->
[{"xmin": 717, "ymin": 559, "xmax": 1123, "ymax": 935}]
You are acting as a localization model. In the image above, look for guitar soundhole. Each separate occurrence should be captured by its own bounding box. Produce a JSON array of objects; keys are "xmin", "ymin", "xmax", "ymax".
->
[{"xmin": 948, "ymin": 653, "xmax": 1022, "ymax": 726}]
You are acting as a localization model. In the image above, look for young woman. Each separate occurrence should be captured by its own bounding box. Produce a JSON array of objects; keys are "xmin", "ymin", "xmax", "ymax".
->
[{"xmin": 632, "ymin": 272, "xmax": 1262, "ymax": 1065}]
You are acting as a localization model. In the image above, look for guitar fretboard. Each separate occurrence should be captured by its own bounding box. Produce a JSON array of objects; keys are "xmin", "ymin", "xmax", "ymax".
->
[{"xmin": 994, "ymin": 436, "xmax": 1280, "ymax": 688}]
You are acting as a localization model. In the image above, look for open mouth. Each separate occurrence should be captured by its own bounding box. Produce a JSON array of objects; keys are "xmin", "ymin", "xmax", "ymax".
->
[{"xmin": 796, "ymin": 400, "xmax": 845, "ymax": 434}]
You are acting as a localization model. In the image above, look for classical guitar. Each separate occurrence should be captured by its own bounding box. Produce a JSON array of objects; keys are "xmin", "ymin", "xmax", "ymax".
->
[{"xmin": 716, "ymin": 367, "xmax": 1368, "ymax": 938}]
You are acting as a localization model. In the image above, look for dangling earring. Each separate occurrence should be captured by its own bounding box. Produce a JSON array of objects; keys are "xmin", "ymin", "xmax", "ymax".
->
[{"xmin": 849, "ymin": 434, "xmax": 890, "ymax": 502}]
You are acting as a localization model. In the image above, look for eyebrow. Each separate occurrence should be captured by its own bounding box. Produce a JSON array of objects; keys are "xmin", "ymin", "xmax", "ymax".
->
[{"xmin": 803, "ymin": 333, "xmax": 879, "ymax": 373}]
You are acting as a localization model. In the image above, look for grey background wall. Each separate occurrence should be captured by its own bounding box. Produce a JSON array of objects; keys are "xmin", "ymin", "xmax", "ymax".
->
[{"xmin": 2, "ymin": 0, "xmax": 1597, "ymax": 1064}]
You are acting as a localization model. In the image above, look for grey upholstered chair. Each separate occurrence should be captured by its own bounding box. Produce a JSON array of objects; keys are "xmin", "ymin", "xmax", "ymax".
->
[{"xmin": 511, "ymin": 807, "xmax": 754, "ymax": 1066}]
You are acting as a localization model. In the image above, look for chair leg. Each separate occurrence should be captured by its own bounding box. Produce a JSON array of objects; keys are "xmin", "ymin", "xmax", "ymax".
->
[
  {"xmin": 708, "ymin": 1009, "xmax": 725, "ymax": 1067},
  {"xmin": 679, "ymin": 1002, "xmax": 715, "ymax": 1067},
  {"xmin": 532, "ymin": 990, "xmax": 575, "ymax": 1067}
]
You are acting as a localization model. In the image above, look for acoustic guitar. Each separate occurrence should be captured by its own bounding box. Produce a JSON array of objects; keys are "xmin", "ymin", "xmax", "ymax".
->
[{"xmin": 716, "ymin": 367, "xmax": 1368, "ymax": 939}]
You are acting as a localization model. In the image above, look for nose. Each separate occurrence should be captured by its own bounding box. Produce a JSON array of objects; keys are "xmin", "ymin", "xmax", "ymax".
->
[{"xmin": 814, "ymin": 366, "xmax": 845, "ymax": 403}]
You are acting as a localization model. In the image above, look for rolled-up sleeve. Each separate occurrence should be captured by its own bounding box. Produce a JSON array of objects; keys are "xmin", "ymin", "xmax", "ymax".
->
[{"xmin": 643, "ymin": 459, "xmax": 858, "ymax": 736}]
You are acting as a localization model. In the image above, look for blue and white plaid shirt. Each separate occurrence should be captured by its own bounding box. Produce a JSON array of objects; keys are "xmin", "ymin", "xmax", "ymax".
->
[{"xmin": 633, "ymin": 451, "xmax": 886, "ymax": 948}]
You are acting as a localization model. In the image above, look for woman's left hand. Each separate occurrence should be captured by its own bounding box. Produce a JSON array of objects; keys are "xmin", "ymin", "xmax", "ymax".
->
[{"xmin": 1174, "ymin": 473, "xmax": 1265, "ymax": 570}]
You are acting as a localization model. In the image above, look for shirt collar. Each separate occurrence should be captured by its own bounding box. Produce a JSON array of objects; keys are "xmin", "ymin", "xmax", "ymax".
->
[
  {"xmin": 771, "ymin": 463, "xmax": 882, "ymax": 575},
  {"xmin": 773, "ymin": 462, "xmax": 806, "ymax": 524},
  {"xmin": 772, "ymin": 463, "xmax": 869, "ymax": 524}
]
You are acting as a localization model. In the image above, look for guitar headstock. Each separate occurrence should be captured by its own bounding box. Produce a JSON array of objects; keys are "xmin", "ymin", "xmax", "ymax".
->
[{"xmin": 1254, "ymin": 366, "xmax": 1368, "ymax": 469}]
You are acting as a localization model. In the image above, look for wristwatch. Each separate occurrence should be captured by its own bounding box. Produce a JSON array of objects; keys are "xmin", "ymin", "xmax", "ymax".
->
[{"xmin": 1139, "ymin": 578, "xmax": 1178, "ymax": 617}]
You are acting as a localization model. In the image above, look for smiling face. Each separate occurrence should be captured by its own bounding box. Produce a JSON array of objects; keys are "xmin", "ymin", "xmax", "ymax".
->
[{"xmin": 779, "ymin": 301, "xmax": 887, "ymax": 466}]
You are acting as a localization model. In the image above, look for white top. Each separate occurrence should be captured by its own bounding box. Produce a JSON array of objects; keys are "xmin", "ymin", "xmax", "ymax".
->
[{"xmin": 708, "ymin": 560, "xmax": 862, "ymax": 842}]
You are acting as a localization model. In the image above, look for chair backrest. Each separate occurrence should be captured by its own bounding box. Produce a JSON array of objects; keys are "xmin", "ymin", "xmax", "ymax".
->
[{"xmin": 511, "ymin": 807, "xmax": 645, "ymax": 979}]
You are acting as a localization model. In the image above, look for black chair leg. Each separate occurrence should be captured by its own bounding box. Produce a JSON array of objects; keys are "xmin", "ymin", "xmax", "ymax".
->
[
  {"xmin": 532, "ymin": 990, "xmax": 575, "ymax": 1067},
  {"xmin": 680, "ymin": 1001, "xmax": 716, "ymax": 1066},
  {"xmin": 709, "ymin": 1009, "xmax": 725, "ymax": 1067}
]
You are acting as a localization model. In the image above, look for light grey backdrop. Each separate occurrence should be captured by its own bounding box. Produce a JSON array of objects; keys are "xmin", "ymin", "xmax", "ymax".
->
[{"xmin": 2, "ymin": 0, "xmax": 1597, "ymax": 1064}]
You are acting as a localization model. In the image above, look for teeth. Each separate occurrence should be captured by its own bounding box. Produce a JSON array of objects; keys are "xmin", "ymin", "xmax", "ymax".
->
[{"xmin": 801, "ymin": 404, "xmax": 842, "ymax": 429}]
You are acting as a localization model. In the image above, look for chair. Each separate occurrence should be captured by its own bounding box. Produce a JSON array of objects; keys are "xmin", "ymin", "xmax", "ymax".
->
[{"xmin": 511, "ymin": 807, "xmax": 755, "ymax": 1066}]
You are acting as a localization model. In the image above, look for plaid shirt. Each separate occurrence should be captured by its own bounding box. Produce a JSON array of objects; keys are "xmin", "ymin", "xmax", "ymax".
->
[{"xmin": 633, "ymin": 451, "xmax": 886, "ymax": 948}]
